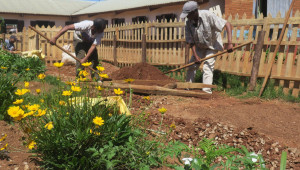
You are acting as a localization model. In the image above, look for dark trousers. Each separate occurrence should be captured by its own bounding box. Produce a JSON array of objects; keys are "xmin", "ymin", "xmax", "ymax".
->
[{"xmin": 74, "ymin": 41, "xmax": 100, "ymax": 80}]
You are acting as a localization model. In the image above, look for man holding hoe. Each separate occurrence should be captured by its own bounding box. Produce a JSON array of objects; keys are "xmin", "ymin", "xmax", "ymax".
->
[
  {"xmin": 181, "ymin": 1, "xmax": 233, "ymax": 94},
  {"xmin": 50, "ymin": 18, "xmax": 107, "ymax": 80}
]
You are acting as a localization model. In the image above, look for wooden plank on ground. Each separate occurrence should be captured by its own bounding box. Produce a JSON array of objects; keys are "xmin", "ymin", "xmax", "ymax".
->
[
  {"xmin": 93, "ymin": 82, "xmax": 210, "ymax": 98},
  {"xmin": 176, "ymin": 82, "xmax": 217, "ymax": 89}
]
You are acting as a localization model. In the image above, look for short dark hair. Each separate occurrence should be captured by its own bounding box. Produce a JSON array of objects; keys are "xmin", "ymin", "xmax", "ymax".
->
[
  {"xmin": 10, "ymin": 35, "xmax": 17, "ymax": 41},
  {"xmin": 93, "ymin": 18, "xmax": 107, "ymax": 31}
]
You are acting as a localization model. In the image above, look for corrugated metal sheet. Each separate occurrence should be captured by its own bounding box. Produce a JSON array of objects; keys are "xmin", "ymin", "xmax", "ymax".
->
[
  {"xmin": 0, "ymin": 0, "xmax": 95, "ymax": 16},
  {"xmin": 72, "ymin": 0, "xmax": 187, "ymax": 15}
]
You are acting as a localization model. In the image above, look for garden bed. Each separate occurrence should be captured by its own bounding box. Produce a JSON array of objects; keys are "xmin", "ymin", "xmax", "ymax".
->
[{"xmin": 1, "ymin": 62, "xmax": 300, "ymax": 169}]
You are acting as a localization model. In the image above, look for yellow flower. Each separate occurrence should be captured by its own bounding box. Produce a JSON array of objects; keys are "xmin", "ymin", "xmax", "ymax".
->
[
  {"xmin": 28, "ymin": 141, "xmax": 36, "ymax": 150},
  {"xmin": 59, "ymin": 100, "xmax": 66, "ymax": 106},
  {"xmin": 170, "ymin": 123, "xmax": 176, "ymax": 129},
  {"xmin": 158, "ymin": 107, "xmax": 167, "ymax": 114},
  {"xmin": 94, "ymin": 132, "xmax": 100, "ymax": 136},
  {"xmin": 93, "ymin": 116, "xmax": 104, "ymax": 126},
  {"xmin": 35, "ymin": 109, "xmax": 47, "ymax": 117},
  {"xmin": 24, "ymin": 111, "xmax": 35, "ymax": 118},
  {"xmin": 146, "ymin": 151, "xmax": 150, "ymax": 155},
  {"xmin": 25, "ymin": 68, "xmax": 30, "ymax": 71},
  {"xmin": 108, "ymin": 113, "xmax": 112, "ymax": 117},
  {"xmin": 79, "ymin": 70, "xmax": 88, "ymax": 77},
  {"xmin": 82, "ymin": 62, "xmax": 92, "ymax": 67},
  {"xmin": 124, "ymin": 78, "xmax": 135, "ymax": 83},
  {"xmin": 1, "ymin": 66, "xmax": 8, "ymax": 69},
  {"xmin": 89, "ymin": 129, "xmax": 93, "ymax": 134},
  {"xmin": 71, "ymin": 86, "xmax": 82, "ymax": 92},
  {"xmin": 65, "ymin": 81, "xmax": 76, "ymax": 86},
  {"xmin": 96, "ymin": 86, "xmax": 104, "ymax": 91},
  {"xmin": 99, "ymin": 73, "xmax": 109, "ymax": 79},
  {"xmin": 13, "ymin": 99, "xmax": 24, "ymax": 105},
  {"xmin": 24, "ymin": 81, "xmax": 29, "ymax": 88},
  {"xmin": 28, "ymin": 104, "xmax": 40, "ymax": 111},
  {"xmin": 15, "ymin": 89, "xmax": 30, "ymax": 96},
  {"xmin": 38, "ymin": 73, "xmax": 46, "ymax": 80},
  {"xmin": 62, "ymin": 90, "xmax": 72, "ymax": 96},
  {"xmin": 0, "ymin": 134, "xmax": 7, "ymax": 142},
  {"xmin": 7, "ymin": 106, "xmax": 24, "ymax": 118},
  {"xmin": 143, "ymin": 96, "xmax": 150, "ymax": 100},
  {"xmin": 78, "ymin": 76, "xmax": 87, "ymax": 82},
  {"xmin": 44, "ymin": 122, "xmax": 54, "ymax": 130},
  {"xmin": 40, "ymin": 99, "xmax": 44, "ymax": 103},
  {"xmin": 0, "ymin": 143, "xmax": 8, "ymax": 151},
  {"xmin": 36, "ymin": 89, "xmax": 41, "ymax": 94},
  {"xmin": 96, "ymin": 66, "xmax": 105, "ymax": 72},
  {"xmin": 114, "ymin": 88, "xmax": 123, "ymax": 95},
  {"xmin": 53, "ymin": 62, "xmax": 64, "ymax": 68}
]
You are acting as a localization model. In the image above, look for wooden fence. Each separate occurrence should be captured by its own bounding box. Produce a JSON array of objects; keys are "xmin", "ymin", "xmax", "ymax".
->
[{"xmin": 0, "ymin": 11, "xmax": 299, "ymax": 97}]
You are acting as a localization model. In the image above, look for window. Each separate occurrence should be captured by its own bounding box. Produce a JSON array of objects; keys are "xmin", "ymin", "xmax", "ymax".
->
[
  {"xmin": 112, "ymin": 18, "xmax": 125, "ymax": 25},
  {"xmin": 0, "ymin": 19, "xmax": 24, "ymax": 33},
  {"xmin": 132, "ymin": 16, "xmax": 148, "ymax": 24},
  {"xmin": 30, "ymin": 20, "xmax": 55, "ymax": 28},
  {"xmin": 156, "ymin": 14, "xmax": 176, "ymax": 23}
]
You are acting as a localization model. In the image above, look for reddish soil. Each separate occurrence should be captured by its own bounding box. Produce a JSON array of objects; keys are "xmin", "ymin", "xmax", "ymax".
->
[
  {"xmin": 1, "ymin": 62, "xmax": 300, "ymax": 169},
  {"xmin": 110, "ymin": 63, "xmax": 175, "ymax": 86}
]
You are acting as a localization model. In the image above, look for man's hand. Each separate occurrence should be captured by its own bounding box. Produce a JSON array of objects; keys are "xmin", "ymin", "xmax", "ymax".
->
[
  {"xmin": 49, "ymin": 38, "xmax": 57, "ymax": 45},
  {"xmin": 80, "ymin": 58, "xmax": 88, "ymax": 64},
  {"xmin": 227, "ymin": 43, "xmax": 233, "ymax": 53},
  {"xmin": 195, "ymin": 55, "xmax": 201, "ymax": 63}
]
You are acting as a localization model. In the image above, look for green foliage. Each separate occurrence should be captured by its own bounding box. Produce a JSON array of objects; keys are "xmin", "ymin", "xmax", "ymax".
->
[
  {"xmin": 0, "ymin": 49, "xmax": 46, "ymax": 80},
  {"xmin": 20, "ymin": 85, "xmax": 185, "ymax": 169},
  {"xmin": 187, "ymin": 138, "xmax": 241, "ymax": 169},
  {"xmin": 0, "ymin": 71, "xmax": 19, "ymax": 121},
  {"xmin": 280, "ymin": 151, "xmax": 287, "ymax": 170}
]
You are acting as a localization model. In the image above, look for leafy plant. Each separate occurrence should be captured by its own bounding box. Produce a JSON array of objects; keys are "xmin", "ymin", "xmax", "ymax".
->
[{"xmin": 0, "ymin": 71, "xmax": 19, "ymax": 121}]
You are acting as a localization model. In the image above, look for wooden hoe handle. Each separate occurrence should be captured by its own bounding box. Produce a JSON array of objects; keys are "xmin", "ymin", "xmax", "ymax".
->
[
  {"xmin": 164, "ymin": 41, "xmax": 253, "ymax": 74},
  {"xmin": 29, "ymin": 26, "xmax": 99, "ymax": 74}
]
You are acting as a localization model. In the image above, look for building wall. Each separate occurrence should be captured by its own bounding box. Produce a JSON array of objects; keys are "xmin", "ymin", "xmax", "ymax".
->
[
  {"xmin": 225, "ymin": 0, "xmax": 300, "ymax": 19},
  {"xmin": 78, "ymin": 0, "xmax": 224, "ymax": 25},
  {"xmin": 1, "ymin": 13, "xmax": 70, "ymax": 28}
]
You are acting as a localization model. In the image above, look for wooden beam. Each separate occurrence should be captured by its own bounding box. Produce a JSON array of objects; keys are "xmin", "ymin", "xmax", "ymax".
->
[
  {"xmin": 92, "ymin": 82, "xmax": 211, "ymax": 98},
  {"xmin": 176, "ymin": 82, "xmax": 217, "ymax": 89}
]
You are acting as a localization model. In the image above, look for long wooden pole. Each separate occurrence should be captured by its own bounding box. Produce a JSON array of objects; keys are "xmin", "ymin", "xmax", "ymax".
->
[
  {"xmin": 258, "ymin": 0, "xmax": 295, "ymax": 97},
  {"xmin": 164, "ymin": 41, "xmax": 253, "ymax": 74},
  {"xmin": 29, "ymin": 26, "xmax": 99, "ymax": 74}
]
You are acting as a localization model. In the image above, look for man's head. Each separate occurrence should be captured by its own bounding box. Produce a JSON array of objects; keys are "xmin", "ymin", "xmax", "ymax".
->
[
  {"xmin": 93, "ymin": 18, "xmax": 107, "ymax": 34},
  {"xmin": 9, "ymin": 35, "xmax": 17, "ymax": 43},
  {"xmin": 180, "ymin": 1, "xmax": 199, "ymax": 21}
]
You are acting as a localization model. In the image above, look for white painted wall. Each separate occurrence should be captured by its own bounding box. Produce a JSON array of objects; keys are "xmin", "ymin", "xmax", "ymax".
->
[
  {"xmin": 1, "ymin": 13, "xmax": 70, "ymax": 27},
  {"xmin": 1, "ymin": 0, "xmax": 225, "ymax": 28}
]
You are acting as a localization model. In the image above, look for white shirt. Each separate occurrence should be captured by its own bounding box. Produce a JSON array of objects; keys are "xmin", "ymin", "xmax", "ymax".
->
[
  {"xmin": 73, "ymin": 20, "xmax": 104, "ymax": 45},
  {"xmin": 185, "ymin": 10, "xmax": 227, "ymax": 52}
]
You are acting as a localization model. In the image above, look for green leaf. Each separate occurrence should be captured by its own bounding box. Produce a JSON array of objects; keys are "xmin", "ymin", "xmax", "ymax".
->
[{"xmin": 280, "ymin": 151, "xmax": 287, "ymax": 170}]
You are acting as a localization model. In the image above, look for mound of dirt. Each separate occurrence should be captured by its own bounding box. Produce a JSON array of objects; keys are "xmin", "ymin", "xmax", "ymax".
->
[{"xmin": 111, "ymin": 63, "xmax": 174, "ymax": 81}]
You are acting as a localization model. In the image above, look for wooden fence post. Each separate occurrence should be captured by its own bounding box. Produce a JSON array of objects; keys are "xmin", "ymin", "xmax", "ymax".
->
[
  {"xmin": 249, "ymin": 31, "xmax": 265, "ymax": 91},
  {"xmin": 113, "ymin": 34, "xmax": 117, "ymax": 65},
  {"xmin": 35, "ymin": 34, "xmax": 39, "ymax": 50},
  {"xmin": 142, "ymin": 34, "xmax": 146, "ymax": 63}
]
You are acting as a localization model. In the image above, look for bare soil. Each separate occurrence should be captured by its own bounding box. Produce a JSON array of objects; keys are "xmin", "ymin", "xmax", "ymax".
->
[{"xmin": 1, "ymin": 62, "xmax": 300, "ymax": 169}]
